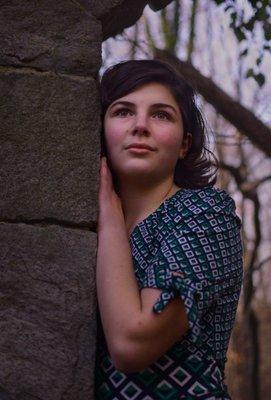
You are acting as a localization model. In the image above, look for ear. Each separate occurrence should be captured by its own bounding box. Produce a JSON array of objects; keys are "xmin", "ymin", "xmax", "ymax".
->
[{"xmin": 179, "ymin": 132, "xmax": 192, "ymax": 158}]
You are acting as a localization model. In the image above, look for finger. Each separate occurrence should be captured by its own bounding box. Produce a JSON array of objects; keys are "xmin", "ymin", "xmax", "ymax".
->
[
  {"xmin": 99, "ymin": 158, "xmax": 105, "ymax": 193},
  {"xmin": 99, "ymin": 157, "xmax": 103, "ymax": 173},
  {"xmin": 99, "ymin": 157, "xmax": 114, "ymax": 195},
  {"xmin": 104, "ymin": 158, "xmax": 114, "ymax": 188},
  {"xmin": 100, "ymin": 157, "xmax": 106, "ymax": 174},
  {"xmin": 103, "ymin": 157, "xmax": 108, "ymax": 169},
  {"xmin": 99, "ymin": 158, "xmax": 109, "ymax": 193}
]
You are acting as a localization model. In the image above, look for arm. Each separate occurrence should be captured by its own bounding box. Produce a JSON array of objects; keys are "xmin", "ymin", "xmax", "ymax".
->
[
  {"xmin": 97, "ymin": 224, "xmax": 189, "ymax": 373},
  {"xmin": 96, "ymin": 158, "xmax": 189, "ymax": 373}
]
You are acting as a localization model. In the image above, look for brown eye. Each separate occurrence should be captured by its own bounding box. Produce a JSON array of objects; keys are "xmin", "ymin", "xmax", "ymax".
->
[
  {"xmin": 154, "ymin": 111, "xmax": 171, "ymax": 120},
  {"xmin": 113, "ymin": 108, "xmax": 133, "ymax": 117}
]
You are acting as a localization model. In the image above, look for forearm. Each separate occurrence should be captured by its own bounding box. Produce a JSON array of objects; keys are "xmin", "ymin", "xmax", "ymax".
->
[{"xmin": 96, "ymin": 221, "xmax": 142, "ymax": 355}]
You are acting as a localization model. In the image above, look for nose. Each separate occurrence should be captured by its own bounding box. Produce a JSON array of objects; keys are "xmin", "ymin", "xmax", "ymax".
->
[{"xmin": 132, "ymin": 112, "xmax": 150, "ymax": 136}]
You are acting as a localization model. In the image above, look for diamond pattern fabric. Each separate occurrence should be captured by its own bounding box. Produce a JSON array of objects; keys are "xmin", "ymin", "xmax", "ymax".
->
[{"xmin": 95, "ymin": 186, "xmax": 243, "ymax": 399}]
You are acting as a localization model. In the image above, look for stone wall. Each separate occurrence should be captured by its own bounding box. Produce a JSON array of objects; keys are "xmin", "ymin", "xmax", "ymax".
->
[{"xmin": 0, "ymin": 1, "xmax": 172, "ymax": 398}]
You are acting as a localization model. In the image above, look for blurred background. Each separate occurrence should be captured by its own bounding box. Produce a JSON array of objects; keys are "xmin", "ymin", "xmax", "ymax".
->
[{"xmin": 100, "ymin": 1, "xmax": 271, "ymax": 399}]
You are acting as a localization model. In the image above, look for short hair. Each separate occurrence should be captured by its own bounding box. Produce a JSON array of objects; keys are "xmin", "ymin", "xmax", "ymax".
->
[{"xmin": 100, "ymin": 59, "xmax": 217, "ymax": 188}]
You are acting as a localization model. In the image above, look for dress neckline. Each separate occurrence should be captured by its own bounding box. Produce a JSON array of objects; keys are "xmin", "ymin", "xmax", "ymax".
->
[{"xmin": 128, "ymin": 187, "xmax": 186, "ymax": 240}]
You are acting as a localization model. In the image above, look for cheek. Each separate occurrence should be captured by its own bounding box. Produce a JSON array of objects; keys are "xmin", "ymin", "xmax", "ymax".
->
[
  {"xmin": 157, "ymin": 126, "xmax": 183, "ymax": 149},
  {"xmin": 104, "ymin": 121, "xmax": 125, "ymax": 150}
]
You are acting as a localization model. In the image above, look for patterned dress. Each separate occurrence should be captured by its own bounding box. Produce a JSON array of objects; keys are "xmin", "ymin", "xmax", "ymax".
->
[{"xmin": 94, "ymin": 186, "xmax": 243, "ymax": 400}]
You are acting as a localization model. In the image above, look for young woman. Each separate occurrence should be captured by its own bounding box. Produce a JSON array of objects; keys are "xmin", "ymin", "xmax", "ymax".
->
[{"xmin": 95, "ymin": 59, "xmax": 243, "ymax": 400}]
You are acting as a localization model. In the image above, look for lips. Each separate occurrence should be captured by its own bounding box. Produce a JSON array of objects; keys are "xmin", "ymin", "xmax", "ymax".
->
[{"xmin": 126, "ymin": 143, "xmax": 154, "ymax": 151}]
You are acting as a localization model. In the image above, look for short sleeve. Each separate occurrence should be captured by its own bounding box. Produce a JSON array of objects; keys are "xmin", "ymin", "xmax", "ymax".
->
[{"xmin": 142, "ymin": 202, "xmax": 243, "ymax": 344}]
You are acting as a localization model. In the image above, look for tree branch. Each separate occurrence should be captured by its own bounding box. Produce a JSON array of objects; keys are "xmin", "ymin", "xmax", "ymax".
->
[{"xmin": 154, "ymin": 49, "xmax": 271, "ymax": 156}]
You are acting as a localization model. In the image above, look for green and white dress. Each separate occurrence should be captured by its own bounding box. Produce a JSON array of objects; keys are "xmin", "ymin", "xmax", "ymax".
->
[{"xmin": 95, "ymin": 186, "xmax": 243, "ymax": 400}]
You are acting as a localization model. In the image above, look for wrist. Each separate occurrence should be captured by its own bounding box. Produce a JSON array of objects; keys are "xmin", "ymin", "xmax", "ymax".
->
[{"xmin": 98, "ymin": 217, "xmax": 127, "ymax": 236}]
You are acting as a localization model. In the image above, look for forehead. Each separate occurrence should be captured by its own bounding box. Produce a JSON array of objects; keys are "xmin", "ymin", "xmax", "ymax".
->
[{"xmin": 115, "ymin": 82, "xmax": 177, "ymax": 104}]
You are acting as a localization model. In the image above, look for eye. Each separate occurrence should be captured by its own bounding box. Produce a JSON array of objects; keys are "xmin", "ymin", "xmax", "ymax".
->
[
  {"xmin": 153, "ymin": 110, "xmax": 171, "ymax": 120},
  {"xmin": 113, "ymin": 108, "xmax": 133, "ymax": 117}
]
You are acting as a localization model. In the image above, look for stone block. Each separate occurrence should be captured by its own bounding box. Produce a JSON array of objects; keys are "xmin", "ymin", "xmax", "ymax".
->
[
  {"xmin": 0, "ymin": 223, "xmax": 97, "ymax": 399},
  {"xmin": 72, "ymin": 0, "xmax": 174, "ymax": 40},
  {"xmin": 87, "ymin": 0, "xmax": 173, "ymax": 18},
  {"xmin": 0, "ymin": 71, "xmax": 100, "ymax": 225},
  {"xmin": 0, "ymin": 0, "xmax": 101, "ymax": 76},
  {"xmin": 148, "ymin": 0, "xmax": 173, "ymax": 11}
]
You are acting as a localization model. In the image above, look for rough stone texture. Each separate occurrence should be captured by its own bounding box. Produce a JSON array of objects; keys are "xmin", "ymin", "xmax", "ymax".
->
[
  {"xmin": 0, "ymin": 1, "xmax": 101, "ymax": 77},
  {"xmin": 0, "ymin": 70, "xmax": 100, "ymax": 225},
  {"xmin": 148, "ymin": 0, "xmax": 173, "ymax": 11},
  {"xmin": 70, "ymin": 0, "xmax": 173, "ymax": 40},
  {"xmin": 0, "ymin": 0, "xmax": 174, "ymax": 398},
  {"xmin": 0, "ymin": 223, "xmax": 97, "ymax": 399},
  {"xmin": 74, "ymin": 0, "xmax": 172, "ymax": 17},
  {"xmin": 101, "ymin": 0, "xmax": 152, "ymax": 40},
  {"xmin": 100, "ymin": 0, "xmax": 173, "ymax": 39}
]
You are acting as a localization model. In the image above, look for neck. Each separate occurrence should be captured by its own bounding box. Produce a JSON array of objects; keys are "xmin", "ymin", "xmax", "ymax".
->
[{"xmin": 117, "ymin": 179, "xmax": 181, "ymax": 237}]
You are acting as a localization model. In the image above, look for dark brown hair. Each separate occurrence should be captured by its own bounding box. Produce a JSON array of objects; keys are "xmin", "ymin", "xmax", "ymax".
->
[{"xmin": 100, "ymin": 59, "xmax": 217, "ymax": 188}]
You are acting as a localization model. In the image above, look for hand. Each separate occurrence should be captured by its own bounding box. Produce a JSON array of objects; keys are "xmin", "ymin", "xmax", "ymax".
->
[{"xmin": 98, "ymin": 157, "xmax": 125, "ymax": 232}]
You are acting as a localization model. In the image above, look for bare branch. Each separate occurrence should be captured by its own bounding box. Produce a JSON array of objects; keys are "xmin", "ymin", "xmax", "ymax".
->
[
  {"xmin": 144, "ymin": 15, "xmax": 156, "ymax": 55},
  {"xmin": 187, "ymin": 0, "xmax": 198, "ymax": 62},
  {"xmin": 154, "ymin": 49, "xmax": 271, "ymax": 156},
  {"xmin": 130, "ymin": 22, "xmax": 139, "ymax": 59},
  {"xmin": 173, "ymin": 0, "xmax": 181, "ymax": 46}
]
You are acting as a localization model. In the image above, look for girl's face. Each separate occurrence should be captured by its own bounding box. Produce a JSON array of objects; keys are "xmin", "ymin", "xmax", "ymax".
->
[{"xmin": 103, "ymin": 82, "xmax": 189, "ymax": 184}]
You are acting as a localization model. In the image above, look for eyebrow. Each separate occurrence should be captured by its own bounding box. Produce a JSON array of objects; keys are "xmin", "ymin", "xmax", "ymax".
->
[{"xmin": 109, "ymin": 101, "xmax": 178, "ymax": 115}]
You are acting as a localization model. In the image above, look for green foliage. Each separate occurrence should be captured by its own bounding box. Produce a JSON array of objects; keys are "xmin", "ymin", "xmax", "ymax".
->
[
  {"xmin": 246, "ymin": 68, "xmax": 266, "ymax": 87},
  {"xmin": 212, "ymin": 0, "xmax": 271, "ymax": 38}
]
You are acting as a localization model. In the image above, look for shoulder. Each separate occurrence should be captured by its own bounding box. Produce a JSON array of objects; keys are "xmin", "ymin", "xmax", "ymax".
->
[
  {"xmin": 166, "ymin": 185, "xmax": 241, "ymax": 232},
  {"xmin": 175, "ymin": 185, "xmax": 237, "ymax": 214}
]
